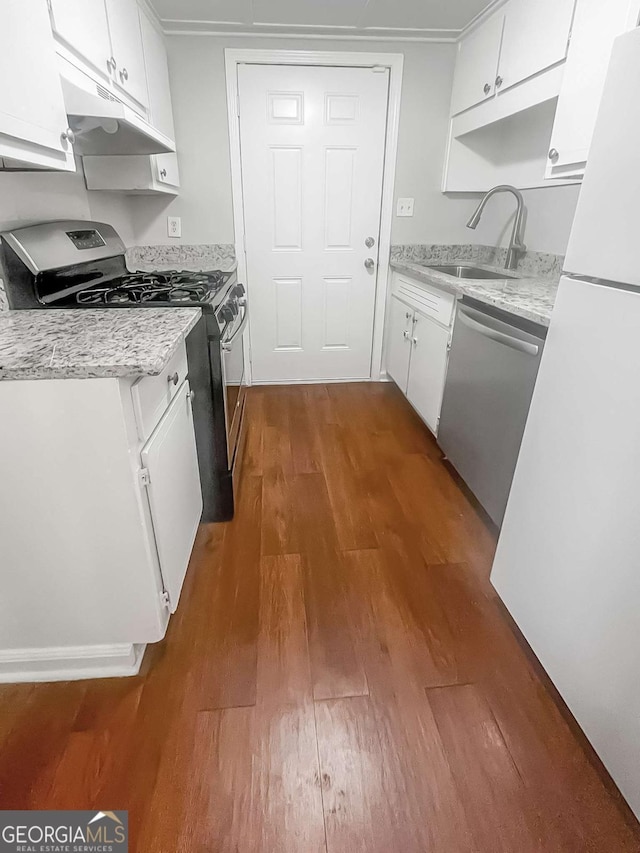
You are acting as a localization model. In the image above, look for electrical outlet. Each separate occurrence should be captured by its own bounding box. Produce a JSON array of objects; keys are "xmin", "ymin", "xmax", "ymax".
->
[
  {"xmin": 167, "ymin": 216, "xmax": 182, "ymax": 238},
  {"xmin": 397, "ymin": 197, "xmax": 415, "ymax": 217}
]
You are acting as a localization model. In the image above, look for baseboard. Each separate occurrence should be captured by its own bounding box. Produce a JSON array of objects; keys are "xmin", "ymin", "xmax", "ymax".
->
[{"xmin": 0, "ymin": 643, "xmax": 146, "ymax": 683}]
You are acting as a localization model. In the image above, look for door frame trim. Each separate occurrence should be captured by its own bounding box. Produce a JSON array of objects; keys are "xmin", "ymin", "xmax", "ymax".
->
[{"xmin": 224, "ymin": 48, "xmax": 404, "ymax": 384}]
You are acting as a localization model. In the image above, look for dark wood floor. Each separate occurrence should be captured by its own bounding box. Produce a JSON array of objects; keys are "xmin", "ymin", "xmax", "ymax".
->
[{"xmin": 0, "ymin": 383, "xmax": 638, "ymax": 852}]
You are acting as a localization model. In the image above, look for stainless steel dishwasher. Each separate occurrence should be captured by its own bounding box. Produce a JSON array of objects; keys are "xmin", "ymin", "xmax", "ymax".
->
[{"xmin": 438, "ymin": 297, "xmax": 547, "ymax": 526}]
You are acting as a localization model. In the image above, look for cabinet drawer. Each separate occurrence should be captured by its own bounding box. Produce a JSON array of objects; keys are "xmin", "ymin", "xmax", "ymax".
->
[
  {"xmin": 132, "ymin": 342, "xmax": 188, "ymax": 440},
  {"xmin": 393, "ymin": 274, "xmax": 456, "ymax": 328}
]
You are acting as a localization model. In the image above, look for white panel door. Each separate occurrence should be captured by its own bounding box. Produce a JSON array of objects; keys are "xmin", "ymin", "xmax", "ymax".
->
[
  {"xmin": 49, "ymin": 0, "xmax": 112, "ymax": 77},
  {"xmin": 141, "ymin": 381, "xmax": 202, "ymax": 613},
  {"xmin": 238, "ymin": 64, "xmax": 389, "ymax": 383},
  {"xmin": 386, "ymin": 295, "xmax": 413, "ymax": 392},
  {"xmin": 104, "ymin": 0, "xmax": 149, "ymax": 107},
  {"xmin": 450, "ymin": 12, "xmax": 504, "ymax": 115},
  {"xmin": 405, "ymin": 312, "xmax": 450, "ymax": 435},
  {"xmin": 0, "ymin": 0, "xmax": 75, "ymax": 170},
  {"xmin": 498, "ymin": 0, "xmax": 575, "ymax": 92}
]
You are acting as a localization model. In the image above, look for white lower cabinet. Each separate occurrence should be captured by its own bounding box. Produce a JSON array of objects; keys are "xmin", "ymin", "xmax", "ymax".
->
[
  {"xmin": 0, "ymin": 341, "xmax": 202, "ymax": 683},
  {"xmin": 386, "ymin": 275, "xmax": 454, "ymax": 435},
  {"xmin": 142, "ymin": 381, "xmax": 202, "ymax": 614},
  {"xmin": 386, "ymin": 294, "xmax": 413, "ymax": 391},
  {"xmin": 406, "ymin": 313, "xmax": 452, "ymax": 434}
]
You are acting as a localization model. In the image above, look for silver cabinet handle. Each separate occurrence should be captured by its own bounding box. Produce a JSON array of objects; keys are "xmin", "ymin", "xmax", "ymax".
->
[
  {"xmin": 412, "ymin": 337, "xmax": 418, "ymax": 346},
  {"xmin": 405, "ymin": 311, "xmax": 412, "ymax": 320},
  {"xmin": 168, "ymin": 372, "xmax": 179, "ymax": 385},
  {"xmin": 403, "ymin": 330, "xmax": 410, "ymax": 340},
  {"xmin": 160, "ymin": 168, "xmax": 167, "ymax": 178},
  {"xmin": 548, "ymin": 148, "xmax": 559, "ymax": 161},
  {"xmin": 107, "ymin": 56, "xmax": 117, "ymax": 71},
  {"xmin": 495, "ymin": 75, "xmax": 503, "ymax": 88},
  {"xmin": 120, "ymin": 67, "xmax": 129, "ymax": 82},
  {"xmin": 61, "ymin": 128, "xmax": 76, "ymax": 145},
  {"xmin": 483, "ymin": 82, "xmax": 491, "ymax": 95},
  {"xmin": 458, "ymin": 307, "xmax": 539, "ymax": 356},
  {"xmin": 364, "ymin": 258, "xmax": 375, "ymax": 271}
]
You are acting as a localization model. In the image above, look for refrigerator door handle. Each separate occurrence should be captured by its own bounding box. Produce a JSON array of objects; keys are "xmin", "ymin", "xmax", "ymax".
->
[{"xmin": 458, "ymin": 307, "xmax": 539, "ymax": 356}]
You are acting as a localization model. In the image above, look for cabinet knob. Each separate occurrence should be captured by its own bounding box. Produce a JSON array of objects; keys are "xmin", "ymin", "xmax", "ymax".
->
[
  {"xmin": 495, "ymin": 75, "xmax": 503, "ymax": 88},
  {"xmin": 168, "ymin": 372, "xmax": 179, "ymax": 386},
  {"xmin": 483, "ymin": 82, "xmax": 491, "ymax": 95},
  {"xmin": 412, "ymin": 337, "xmax": 418, "ymax": 346},
  {"xmin": 548, "ymin": 148, "xmax": 559, "ymax": 161},
  {"xmin": 160, "ymin": 168, "xmax": 167, "ymax": 178},
  {"xmin": 119, "ymin": 67, "xmax": 129, "ymax": 82},
  {"xmin": 107, "ymin": 56, "xmax": 117, "ymax": 71},
  {"xmin": 60, "ymin": 128, "xmax": 76, "ymax": 146},
  {"xmin": 405, "ymin": 311, "xmax": 412, "ymax": 319},
  {"xmin": 403, "ymin": 330, "xmax": 410, "ymax": 340}
]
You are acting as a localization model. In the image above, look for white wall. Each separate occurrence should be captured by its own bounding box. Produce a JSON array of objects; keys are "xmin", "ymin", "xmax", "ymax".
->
[
  {"xmin": 131, "ymin": 34, "xmax": 580, "ymax": 256},
  {"xmin": 0, "ymin": 159, "xmax": 136, "ymax": 245},
  {"xmin": 131, "ymin": 35, "xmax": 471, "ymax": 246}
]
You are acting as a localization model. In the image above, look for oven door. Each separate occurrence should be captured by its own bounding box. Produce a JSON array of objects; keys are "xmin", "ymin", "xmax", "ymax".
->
[{"xmin": 220, "ymin": 302, "xmax": 248, "ymax": 465}]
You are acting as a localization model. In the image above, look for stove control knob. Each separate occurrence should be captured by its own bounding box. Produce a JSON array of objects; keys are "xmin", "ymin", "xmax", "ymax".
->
[{"xmin": 220, "ymin": 305, "xmax": 234, "ymax": 322}]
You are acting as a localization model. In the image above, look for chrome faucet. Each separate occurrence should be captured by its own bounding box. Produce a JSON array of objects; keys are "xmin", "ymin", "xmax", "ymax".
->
[{"xmin": 466, "ymin": 184, "xmax": 527, "ymax": 270}]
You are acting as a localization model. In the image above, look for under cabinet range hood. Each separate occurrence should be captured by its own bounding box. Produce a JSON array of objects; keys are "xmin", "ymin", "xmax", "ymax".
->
[{"xmin": 59, "ymin": 58, "xmax": 175, "ymax": 156}]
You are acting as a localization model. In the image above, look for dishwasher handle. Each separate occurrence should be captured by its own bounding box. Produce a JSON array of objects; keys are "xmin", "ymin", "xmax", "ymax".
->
[{"xmin": 457, "ymin": 306, "xmax": 540, "ymax": 356}]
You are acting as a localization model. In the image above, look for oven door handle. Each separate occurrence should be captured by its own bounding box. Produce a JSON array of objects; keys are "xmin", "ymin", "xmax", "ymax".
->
[{"xmin": 221, "ymin": 305, "xmax": 248, "ymax": 351}]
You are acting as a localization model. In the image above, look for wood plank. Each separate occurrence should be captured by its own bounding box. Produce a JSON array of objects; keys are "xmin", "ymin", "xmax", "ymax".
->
[{"xmin": 427, "ymin": 682, "xmax": 541, "ymax": 852}]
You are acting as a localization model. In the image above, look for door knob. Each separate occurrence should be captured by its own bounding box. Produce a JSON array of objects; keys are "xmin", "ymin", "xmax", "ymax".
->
[
  {"xmin": 365, "ymin": 236, "xmax": 375, "ymax": 248},
  {"xmin": 364, "ymin": 258, "xmax": 375, "ymax": 271}
]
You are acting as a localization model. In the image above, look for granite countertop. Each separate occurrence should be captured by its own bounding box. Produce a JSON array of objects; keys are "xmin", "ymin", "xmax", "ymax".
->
[
  {"xmin": 390, "ymin": 259, "xmax": 560, "ymax": 326},
  {"xmin": 0, "ymin": 308, "xmax": 201, "ymax": 381}
]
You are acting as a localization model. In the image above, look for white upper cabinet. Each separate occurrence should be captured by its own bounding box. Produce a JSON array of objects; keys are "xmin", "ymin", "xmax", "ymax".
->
[
  {"xmin": 49, "ymin": 0, "xmax": 112, "ymax": 79},
  {"xmin": 450, "ymin": 13, "xmax": 505, "ymax": 115},
  {"xmin": 139, "ymin": 8, "xmax": 179, "ymax": 187},
  {"xmin": 498, "ymin": 0, "xmax": 575, "ymax": 93},
  {"xmin": 0, "ymin": 0, "xmax": 74, "ymax": 170},
  {"xmin": 546, "ymin": 0, "xmax": 640, "ymax": 177},
  {"xmin": 104, "ymin": 0, "xmax": 149, "ymax": 108}
]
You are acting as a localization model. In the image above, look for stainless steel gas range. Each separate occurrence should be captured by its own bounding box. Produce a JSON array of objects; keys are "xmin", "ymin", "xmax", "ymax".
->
[{"xmin": 1, "ymin": 220, "xmax": 247, "ymax": 522}]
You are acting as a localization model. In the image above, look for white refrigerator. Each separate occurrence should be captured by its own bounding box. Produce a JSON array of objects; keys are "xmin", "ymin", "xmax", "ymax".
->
[{"xmin": 491, "ymin": 26, "xmax": 640, "ymax": 819}]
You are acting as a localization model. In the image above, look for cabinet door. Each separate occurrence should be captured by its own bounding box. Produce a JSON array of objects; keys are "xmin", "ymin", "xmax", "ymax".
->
[
  {"xmin": 386, "ymin": 295, "xmax": 413, "ymax": 393},
  {"xmin": 141, "ymin": 381, "xmax": 202, "ymax": 613},
  {"xmin": 49, "ymin": 0, "xmax": 111, "ymax": 77},
  {"xmin": 406, "ymin": 312, "xmax": 451, "ymax": 435},
  {"xmin": 498, "ymin": 0, "xmax": 575, "ymax": 93},
  {"xmin": 0, "ymin": 0, "xmax": 74, "ymax": 170},
  {"xmin": 546, "ymin": 0, "xmax": 639, "ymax": 174},
  {"xmin": 104, "ymin": 0, "xmax": 148, "ymax": 108},
  {"xmin": 450, "ymin": 12, "xmax": 504, "ymax": 115},
  {"xmin": 139, "ymin": 9, "xmax": 180, "ymax": 187}
]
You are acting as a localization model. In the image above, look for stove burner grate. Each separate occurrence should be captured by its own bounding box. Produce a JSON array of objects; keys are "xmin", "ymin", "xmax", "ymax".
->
[{"xmin": 74, "ymin": 270, "xmax": 229, "ymax": 305}]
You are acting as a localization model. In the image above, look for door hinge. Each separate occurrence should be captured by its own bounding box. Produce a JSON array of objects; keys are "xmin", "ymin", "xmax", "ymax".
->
[
  {"xmin": 139, "ymin": 467, "xmax": 151, "ymax": 487},
  {"xmin": 160, "ymin": 590, "xmax": 171, "ymax": 608}
]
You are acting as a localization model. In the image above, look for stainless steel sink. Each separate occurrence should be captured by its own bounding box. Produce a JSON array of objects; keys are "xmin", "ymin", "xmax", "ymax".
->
[{"xmin": 422, "ymin": 264, "xmax": 518, "ymax": 280}]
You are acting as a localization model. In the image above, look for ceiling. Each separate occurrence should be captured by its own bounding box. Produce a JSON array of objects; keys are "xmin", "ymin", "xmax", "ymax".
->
[{"xmin": 149, "ymin": 0, "xmax": 494, "ymax": 40}]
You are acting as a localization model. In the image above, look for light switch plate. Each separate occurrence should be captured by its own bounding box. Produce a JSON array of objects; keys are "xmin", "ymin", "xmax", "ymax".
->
[
  {"xmin": 167, "ymin": 216, "xmax": 182, "ymax": 238},
  {"xmin": 397, "ymin": 197, "xmax": 414, "ymax": 217}
]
